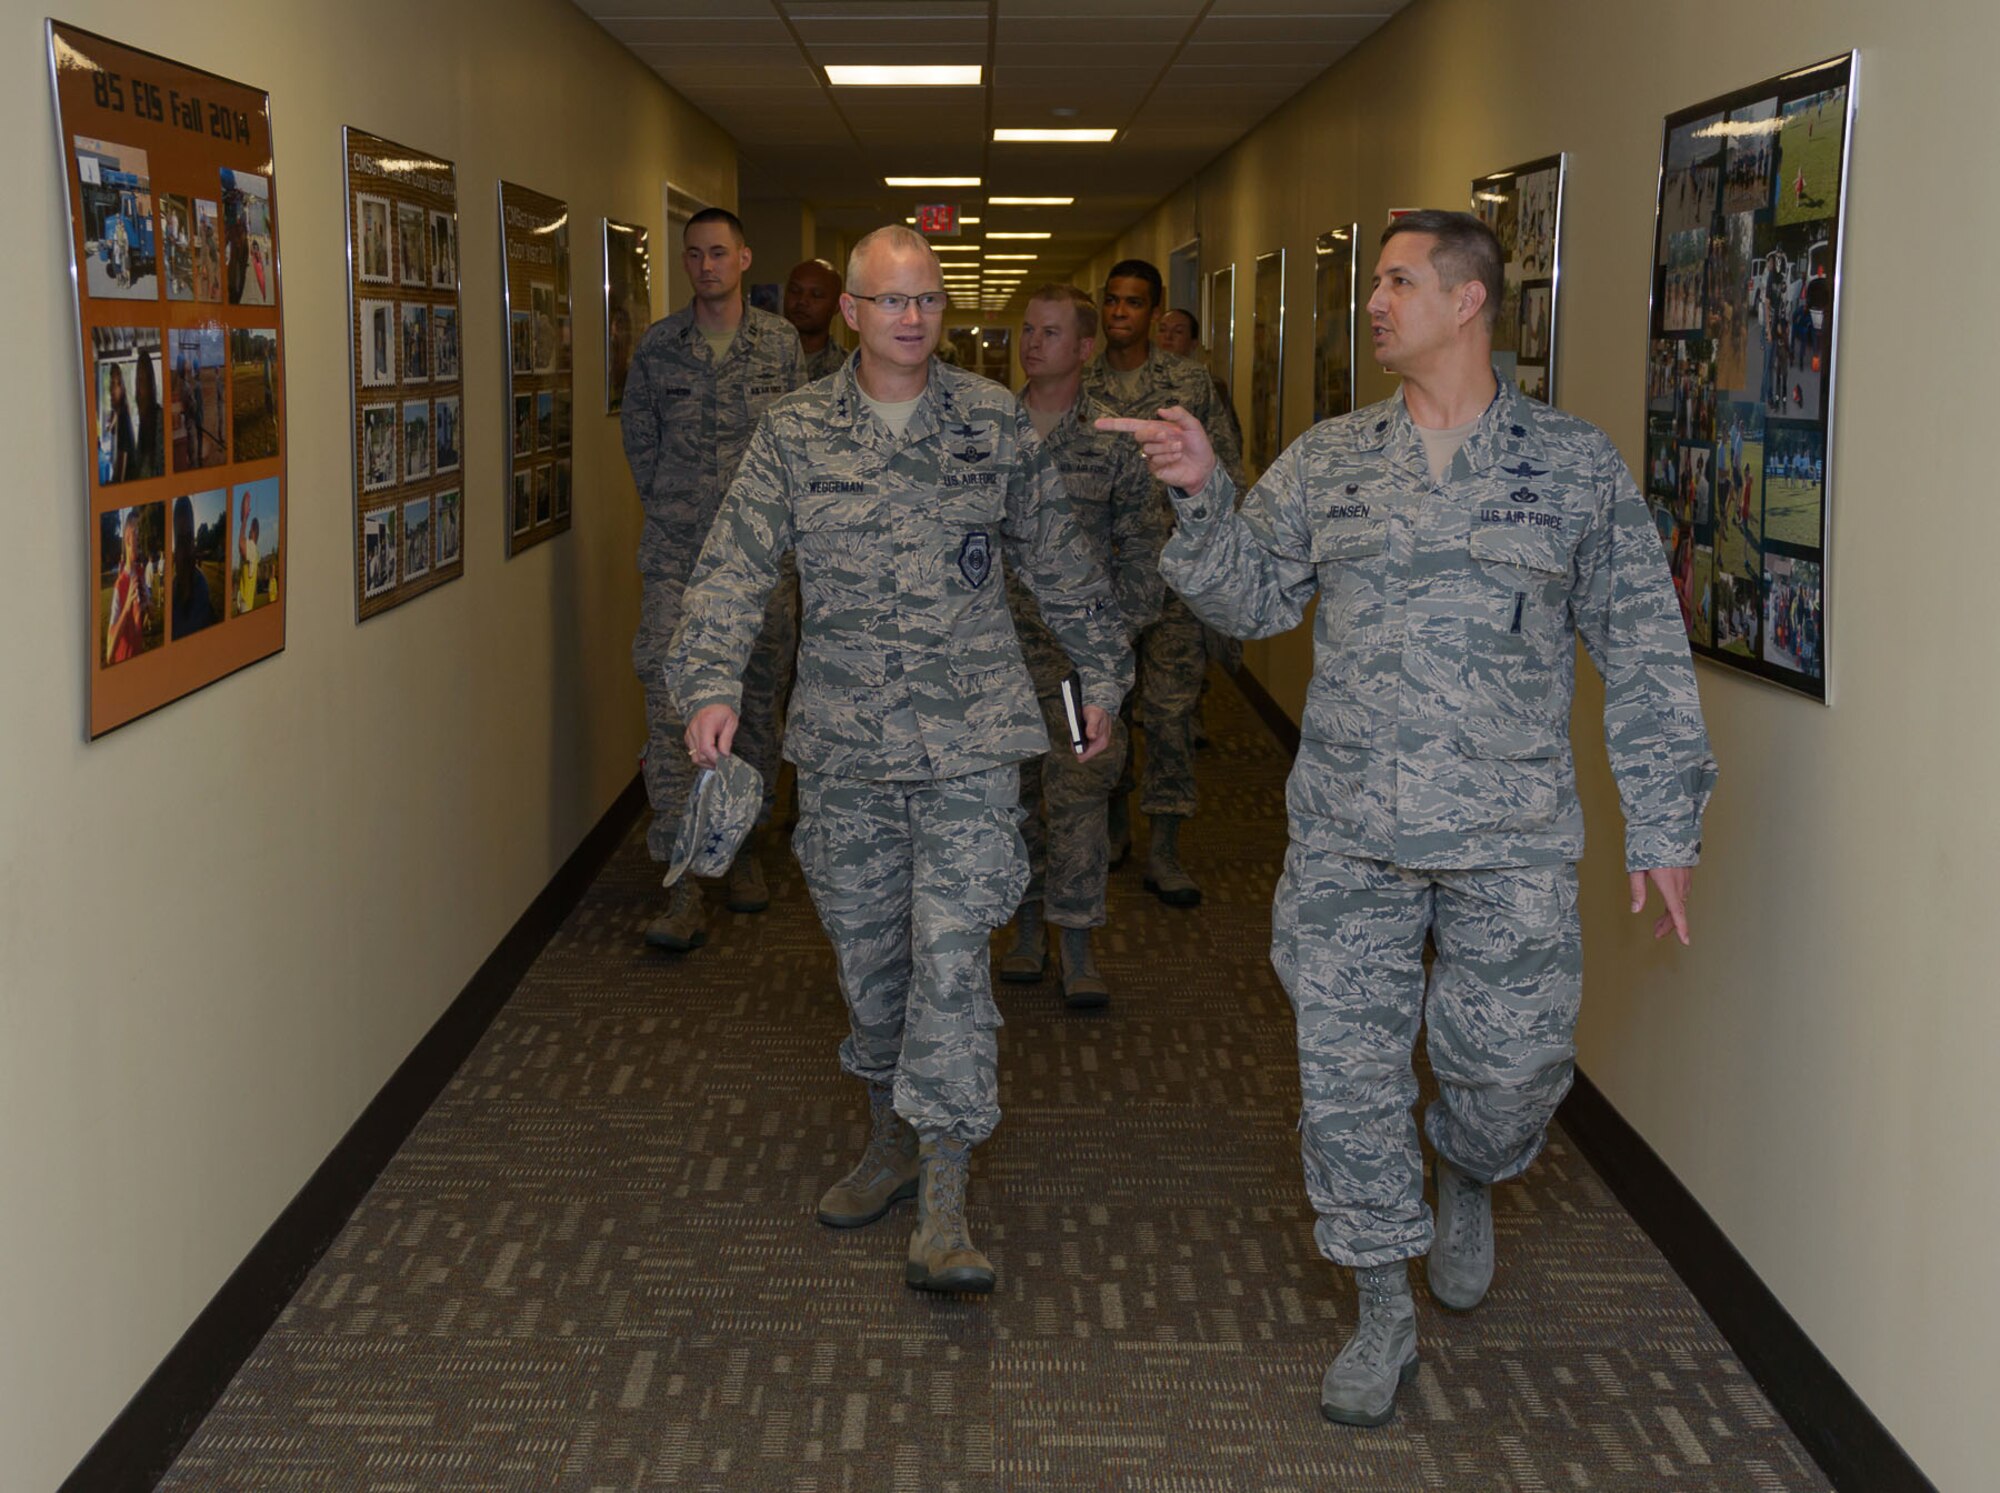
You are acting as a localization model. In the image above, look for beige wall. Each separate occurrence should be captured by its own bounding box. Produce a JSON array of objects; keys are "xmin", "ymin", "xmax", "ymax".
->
[
  {"xmin": 1090, "ymin": 3, "xmax": 1993, "ymax": 1487},
  {"xmin": 0, "ymin": 2, "xmax": 732, "ymax": 1486},
  {"xmin": 737, "ymin": 195, "xmax": 817, "ymax": 284}
]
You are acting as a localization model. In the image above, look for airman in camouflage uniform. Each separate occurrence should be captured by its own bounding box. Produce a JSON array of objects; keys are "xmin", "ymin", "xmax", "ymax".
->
[
  {"xmin": 1001, "ymin": 284, "xmax": 1166, "ymax": 1007},
  {"xmin": 671, "ymin": 227, "xmax": 1132, "ymax": 1295},
  {"xmin": 785, "ymin": 258, "xmax": 850, "ymax": 383},
  {"xmin": 1084, "ymin": 258, "xmax": 1247, "ymax": 907},
  {"xmin": 622, "ymin": 208, "xmax": 804, "ymax": 951},
  {"xmin": 1103, "ymin": 212, "xmax": 1714, "ymax": 1427}
]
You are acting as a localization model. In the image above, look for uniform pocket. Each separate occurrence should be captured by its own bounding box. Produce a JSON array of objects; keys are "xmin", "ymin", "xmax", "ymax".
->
[
  {"xmin": 797, "ymin": 642, "xmax": 886, "ymax": 689},
  {"xmin": 1454, "ymin": 722, "xmax": 1565, "ymax": 834},
  {"xmin": 1310, "ymin": 519, "xmax": 1389, "ymax": 562},
  {"xmin": 1467, "ymin": 520, "xmax": 1572, "ymax": 583},
  {"xmin": 950, "ymin": 779, "xmax": 1031, "ymax": 932}
]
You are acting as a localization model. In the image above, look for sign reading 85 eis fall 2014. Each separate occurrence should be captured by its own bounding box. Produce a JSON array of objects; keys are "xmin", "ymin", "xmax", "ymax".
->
[{"xmin": 48, "ymin": 21, "xmax": 287, "ymax": 738}]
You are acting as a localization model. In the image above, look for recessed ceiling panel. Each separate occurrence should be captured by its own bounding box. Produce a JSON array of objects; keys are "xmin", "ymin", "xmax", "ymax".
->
[{"xmin": 574, "ymin": 0, "xmax": 1413, "ymax": 263}]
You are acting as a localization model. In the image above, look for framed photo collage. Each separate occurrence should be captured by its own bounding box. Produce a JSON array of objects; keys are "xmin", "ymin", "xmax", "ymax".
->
[
  {"xmin": 1644, "ymin": 55, "xmax": 1852, "ymax": 700},
  {"xmin": 50, "ymin": 22, "xmax": 288, "ymax": 737},
  {"xmin": 345, "ymin": 128, "xmax": 464, "ymax": 619}
]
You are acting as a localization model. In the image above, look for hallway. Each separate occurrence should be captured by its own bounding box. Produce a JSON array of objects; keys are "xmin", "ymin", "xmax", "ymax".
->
[{"xmin": 160, "ymin": 678, "xmax": 1825, "ymax": 1490}]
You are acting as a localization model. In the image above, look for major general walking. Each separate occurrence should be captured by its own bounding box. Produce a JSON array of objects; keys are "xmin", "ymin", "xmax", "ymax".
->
[
  {"xmin": 1082, "ymin": 258, "xmax": 1245, "ymax": 907},
  {"xmin": 621, "ymin": 207, "xmax": 803, "ymax": 952},
  {"xmin": 1101, "ymin": 211, "xmax": 1716, "ymax": 1427},
  {"xmin": 999, "ymin": 284, "xmax": 1165, "ymax": 1008},
  {"xmin": 670, "ymin": 227, "xmax": 1132, "ymax": 1295}
]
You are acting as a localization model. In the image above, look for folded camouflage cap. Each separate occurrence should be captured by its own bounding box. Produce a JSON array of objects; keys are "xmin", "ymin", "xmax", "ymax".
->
[{"xmin": 663, "ymin": 752, "xmax": 763, "ymax": 886}]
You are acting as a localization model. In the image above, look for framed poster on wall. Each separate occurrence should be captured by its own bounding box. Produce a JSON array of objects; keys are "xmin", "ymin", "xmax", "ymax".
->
[
  {"xmin": 1205, "ymin": 264, "xmax": 1234, "ymax": 404},
  {"xmin": 344, "ymin": 129, "xmax": 463, "ymax": 619},
  {"xmin": 1250, "ymin": 249, "xmax": 1285, "ymax": 477},
  {"xmin": 604, "ymin": 217, "xmax": 651, "ymax": 415},
  {"xmin": 662, "ymin": 181, "xmax": 708, "ymax": 317},
  {"xmin": 1313, "ymin": 225, "xmax": 1357, "ymax": 422},
  {"xmin": 1643, "ymin": 54, "xmax": 1851, "ymax": 701},
  {"xmin": 1472, "ymin": 154, "xmax": 1565, "ymax": 403},
  {"xmin": 500, "ymin": 181, "xmax": 572, "ymax": 555},
  {"xmin": 48, "ymin": 22, "xmax": 288, "ymax": 737}
]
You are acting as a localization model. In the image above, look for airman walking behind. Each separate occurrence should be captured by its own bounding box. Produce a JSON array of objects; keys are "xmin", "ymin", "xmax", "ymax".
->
[
  {"xmin": 621, "ymin": 207, "xmax": 804, "ymax": 951},
  {"xmin": 671, "ymin": 227, "xmax": 1132, "ymax": 1294},
  {"xmin": 1082, "ymin": 258, "xmax": 1245, "ymax": 907},
  {"xmin": 785, "ymin": 257, "xmax": 848, "ymax": 382},
  {"xmin": 1101, "ymin": 211, "xmax": 1715, "ymax": 1427},
  {"xmin": 1000, "ymin": 284, "xmax": 1166, "ymax": 1008}
]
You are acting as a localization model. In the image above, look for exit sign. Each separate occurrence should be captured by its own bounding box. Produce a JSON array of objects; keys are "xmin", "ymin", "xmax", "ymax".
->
[{"xmin": 916, "ymin": 203, "xmax": 960, "ymax": 236}]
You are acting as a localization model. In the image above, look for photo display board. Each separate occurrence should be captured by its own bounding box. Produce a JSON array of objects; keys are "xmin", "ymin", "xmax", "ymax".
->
[
  {"xmin": 603, "ymin": 217, "xmax": 650, "ymax": 415},
  {"xmin": 1249, "ymin": 249, "xmax": 1286, "ymax": 477},
  {"xmin": 1313, "ymin": 225, "xmax": 1357, "ymax": 423},
  {"xmin": 1472, "ymin": 154, "xmax": 1564, "ymax": 404},
  {"xmin": 49, "ymin": 22, "xmax": 287, "ymax": 737},
  {"xmin": 500, "ymin": 181, "xmax": 572, "ymax": 554},
  {"xmin": 1644, "ymin": 54, "xmax": 1852, "ymax": 701},
  {"xmin": 345, "ymin": 129, "xmax": 463, "ymax": 619}
]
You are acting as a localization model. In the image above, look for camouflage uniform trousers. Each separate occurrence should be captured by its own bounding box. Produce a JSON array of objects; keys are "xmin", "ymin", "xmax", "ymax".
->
[
  {"xmin": 635, "ymin": 554, "xmax": 798, "ymax": 861},
  {"xmin": 1117, "ymin": 592, "xmax": 1203, "ymax": 818},
  {"xmin": 1018, "ymin": 694, "xmax": 1128, "ymax": 929},
  {"xmin": 793, "ymin": 763, "xmax": 1029, "ymax": 1144},
  {"xmin": 1270, "ymin": 846, "xmax": 1583, "ymax": 1268}
]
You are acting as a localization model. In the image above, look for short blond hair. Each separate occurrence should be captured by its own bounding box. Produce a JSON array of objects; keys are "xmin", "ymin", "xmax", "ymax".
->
[
  {"xmin": 1025, "ymin": 283, "xmax": 1098, "ymax": 340},
  {"xmin": 846, "ymin": 225, "xmax": 941, "ymax": 294}
]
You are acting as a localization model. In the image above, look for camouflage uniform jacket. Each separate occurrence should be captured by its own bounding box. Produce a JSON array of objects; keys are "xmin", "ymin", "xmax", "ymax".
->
[
  {"xmin": 802, "ymin": 340, "xmax": 849, "ymax": 383},
  {"xmin": 1160, "ymin": 383, "xmax": 1716, "ymax": 871},
  {"xmin": 619, "ymin": 302, "xmax": 804, "ymax": 572},
  {"xmin": 1083, "ymin": 346, "xmax": 1246, "ymax": 490},
  {"xmin": 1007, "ymin": 388, "xmax": 1167, "ymax": 694},
  {"xmin": 669, "ymin": 357, "xmax": 1134, "ymax": 782}
]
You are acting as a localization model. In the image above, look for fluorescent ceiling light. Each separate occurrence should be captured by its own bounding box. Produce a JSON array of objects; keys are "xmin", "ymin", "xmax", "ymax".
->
[
  {"xmin": 829, "ymin": 65, "xmax": 980, "ymax": 87},
  {"xmin": 993, "ymin": 128, "xmax": 1116, "ymax": 143},
  {"xmin": 986, "ymin": 231, "xmax": 1050, "ymax": 240},
  {"xmin": 885, "ymin": 176, "xmax": 981, "ymax": 187},
  {"xmin": 985, "ymin": 253, "xmax": 1037, "ymax": 260},
  {"xmin": 932, "ymin": 243, "xmax": 981, "ymax": 252},
  {"xmin": 959, "ymin": 215, "xmax": 981, "ymax": 224},
  {"xmin": 987, "ymin": 196, "xmax": 1073, "ymax": 206}
]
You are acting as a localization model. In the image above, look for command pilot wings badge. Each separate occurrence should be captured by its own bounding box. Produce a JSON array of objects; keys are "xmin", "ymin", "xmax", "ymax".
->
[{"xmin": 947, "ymin": 422, "xmax": 994, "ymax": 463}]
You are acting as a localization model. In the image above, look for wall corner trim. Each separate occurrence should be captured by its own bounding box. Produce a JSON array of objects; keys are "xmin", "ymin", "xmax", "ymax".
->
[{"xmin": 60, "ymin": 774, "xmax": 648, "ymax": 1493}]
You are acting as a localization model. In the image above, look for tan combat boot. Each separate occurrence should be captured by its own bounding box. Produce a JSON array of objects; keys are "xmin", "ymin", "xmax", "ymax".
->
[
  {"xmin": 905, "ymin": 1136, "xmax": 996, "ymax": 1294},
  {"xmin": 998, "ymin": 899, "xmax": 1047, "ymax": 983},
  {"xmin": 725, "ymin": 830, "xmax": 770, "ymax": 914},
  {"xmin": 1321, "ymin": 1262, "xmax": 1421, "ymax": 1426},
  {"xmin": 643, "ymin": 877, "xmax": 708, "ymax": 951},
  {"xmin": 1058, "ymin": 926, "xmax": 1109, "ymax": 1010},
  {"xmin": 817, "ymin": 1083, "xmax": 919, "ymax": 1228},
  {"xmin": 1143, "ymin": 814, "xmax": 1203, "ymax": 908}
]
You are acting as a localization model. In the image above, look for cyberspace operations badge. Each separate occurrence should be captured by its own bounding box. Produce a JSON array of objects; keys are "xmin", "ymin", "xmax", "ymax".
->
[{"xmin": 958, "ymin": 531, "xmax": 993, "ymax": 588}]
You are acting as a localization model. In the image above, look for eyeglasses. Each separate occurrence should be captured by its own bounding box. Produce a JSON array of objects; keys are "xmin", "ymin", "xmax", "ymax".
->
[{"xmin": 850, "ymin": 290, "xmax": 949, "ymax": 315}]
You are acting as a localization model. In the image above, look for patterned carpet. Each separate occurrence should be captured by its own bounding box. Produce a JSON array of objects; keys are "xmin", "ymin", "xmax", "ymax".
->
[{"xmin": 162, "ymin": 677, "xmax": 1829, "ymax": 1492}]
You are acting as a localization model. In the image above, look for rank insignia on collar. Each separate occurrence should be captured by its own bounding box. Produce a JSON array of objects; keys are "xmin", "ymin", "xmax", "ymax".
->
[{"xmin": 958, "ymin": 531, "xmax": 993, "ymax": 588}]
